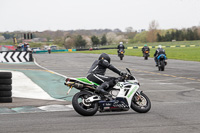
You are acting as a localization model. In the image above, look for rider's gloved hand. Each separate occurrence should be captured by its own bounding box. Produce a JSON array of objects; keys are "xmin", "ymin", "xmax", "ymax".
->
[{"xmin": 120, "ymin": 72, "xmax": 127, "ymax": 77}]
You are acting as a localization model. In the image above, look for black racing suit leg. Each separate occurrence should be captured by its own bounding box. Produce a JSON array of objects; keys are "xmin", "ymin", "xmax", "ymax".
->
[
  {"xmin": 87, "ymin": 73, "xmax": 116, "ymax": 95},
  {"xmin": 154, "ymin": 56, "xmax": 158, "ymax": 66}
]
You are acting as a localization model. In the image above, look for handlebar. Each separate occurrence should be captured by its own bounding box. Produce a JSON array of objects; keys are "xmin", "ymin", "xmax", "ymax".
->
[{"xmin": 117, "ymin": 73, "xmax": 135, "ymax": 82}]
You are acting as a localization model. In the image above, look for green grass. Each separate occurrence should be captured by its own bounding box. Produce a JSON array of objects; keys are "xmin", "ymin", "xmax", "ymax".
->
[
  {"xmin": 100, "ymin": 40, "xmax": 200, "ymax": 48},
  {"xmin": 74, "ymin": 47, "xmax": 200, "ymax": 62},
  {"xmin": 164, "ymin": 47, "xmax": 200, "ymax": 61}
]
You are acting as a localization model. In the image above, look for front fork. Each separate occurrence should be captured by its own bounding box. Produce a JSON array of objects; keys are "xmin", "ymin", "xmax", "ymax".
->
[{"xmin": 134, "ymin": 90, "xmax": 143, "ymax": 101}]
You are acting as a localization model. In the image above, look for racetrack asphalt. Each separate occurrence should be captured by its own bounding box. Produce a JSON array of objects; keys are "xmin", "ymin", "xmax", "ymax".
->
[{"xmin": 0, "ymin": 53, "xmax": 200, "ymax": 133}]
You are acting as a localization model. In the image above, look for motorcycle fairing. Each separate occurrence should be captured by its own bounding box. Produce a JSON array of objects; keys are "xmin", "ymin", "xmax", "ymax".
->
[
  {"xmin": 113, "ymin": 81, "xmax": 139, "ymax": 107},
  {"xmin": 157, "ymin": 54, "xmax": 166, "ymax": 60},
  {"xmin": 69, "ymin": 77, "xmax": 99, "ymax": 86},
  {"xmin": 118, "ymin": 49, "xmax": 125, "ymax": 55},
  {"xmin": 99, "ymin": 97, "xmax": 129, "ymax": 112}
]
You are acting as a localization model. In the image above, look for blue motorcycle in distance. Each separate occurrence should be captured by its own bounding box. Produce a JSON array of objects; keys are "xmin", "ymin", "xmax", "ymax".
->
[{"xmin": 157, "ymin": 54, "xmax": 167, "ymax": 71}]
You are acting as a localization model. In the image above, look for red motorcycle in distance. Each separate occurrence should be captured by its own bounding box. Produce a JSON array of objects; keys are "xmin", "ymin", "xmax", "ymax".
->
[
  {"xmin": 118, "ymin": 49, "xmax": 125, "ymax": 60},
  {"xmin": 143, "ymin": 50, "xmax": 150, "ymax": 60}
]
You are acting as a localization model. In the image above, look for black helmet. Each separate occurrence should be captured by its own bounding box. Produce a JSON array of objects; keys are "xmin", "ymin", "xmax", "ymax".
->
[{"xmin": 99, "ymin": 53, "xmax": 110, "ymax": 63}]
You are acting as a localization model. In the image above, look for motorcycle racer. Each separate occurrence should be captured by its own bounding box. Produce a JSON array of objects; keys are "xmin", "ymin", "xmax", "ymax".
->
[
  {"xmin": 154, "ymin": 45, "xmax": 167, "ymax": 66},
  {"xmin": 87, "ymin": 53, "xmax": 126, "ymax": 95},
  {"xmin": 142, "ymin": 44, "xmax": 150, "ymax": 54},
  {"xmin": 117, "ymin": 42, "xmax": 125, "ymax": 53}
]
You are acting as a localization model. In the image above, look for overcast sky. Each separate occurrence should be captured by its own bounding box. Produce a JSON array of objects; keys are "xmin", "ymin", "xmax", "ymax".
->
[{"xmin": 0, "ymin": 0, "xmax": 200, "ymax": 32}]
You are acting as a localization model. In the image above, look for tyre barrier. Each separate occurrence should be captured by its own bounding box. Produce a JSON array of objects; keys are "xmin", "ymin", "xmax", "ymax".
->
[{"xmin": 0, "ymin": 72, "xmax": 12, "ymax": 103}]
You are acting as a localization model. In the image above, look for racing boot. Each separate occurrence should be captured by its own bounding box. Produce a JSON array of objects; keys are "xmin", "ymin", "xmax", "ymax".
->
[
  {"xmin": 95, "ymin": 82, "xmax": 109, "ymax": 95},
  {"xmin": 156, "ymin": 62, "xmax": 158, "ymax": 67},
  {"xmin": 165, "ymin": 61, "xmax": 167, "ymax": 66}
]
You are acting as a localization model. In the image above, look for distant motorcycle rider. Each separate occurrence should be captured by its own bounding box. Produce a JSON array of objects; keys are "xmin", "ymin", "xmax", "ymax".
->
[
  {"xmin": 48, "ymin": 46, "xmax": 51, "ymax": 54},
  {"xmin": 154, "ymin": 45, "xmax": 167, "ymax": 66},
  {"xmin": 87, "ymin": 53, "xmax": 126, "ymax": 95},
  {"xmin": 142, "ymin": 44, "xmax": 150, "ymax": 55},
  {"xmin": 117, "ymin": 42, "xmax": 125, "ymax": 53}
]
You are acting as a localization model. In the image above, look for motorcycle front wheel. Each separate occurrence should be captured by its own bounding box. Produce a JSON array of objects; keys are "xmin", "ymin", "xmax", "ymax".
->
[
  {"xmin": 72, "ymin": 91, "xmax": 98, "ymax": 116},
  {"xmin": 120, "ymin": 56, "xmax": 123, "ymax": 60},
  {"xmin": 118, "ymin": 54, "xmax": 123, "ymax": 60},
  {"xmin": 131, "ymin": 92, "xmax": 151, "ymax": 113}
]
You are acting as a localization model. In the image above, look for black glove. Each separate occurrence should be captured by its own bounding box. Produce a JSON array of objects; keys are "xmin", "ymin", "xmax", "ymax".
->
[{"xmin": 120, "ymin": 72, "xmax": 127, "ymax": 77}]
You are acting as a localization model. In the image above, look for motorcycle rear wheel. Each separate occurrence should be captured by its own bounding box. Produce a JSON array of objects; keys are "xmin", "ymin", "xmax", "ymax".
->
[
  {"xmin": 131, "ymin": 92, "xmax": 151, "ymax": 113},
  {"xmin": 72, "ymin": 91, "xmax": 98, "ymax": 116},
  {"xmin": 160, "ymin": 61, "xmax": 165, "ymax": 71}
]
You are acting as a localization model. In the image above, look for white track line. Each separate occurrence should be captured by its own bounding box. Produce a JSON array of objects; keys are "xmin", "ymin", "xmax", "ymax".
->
[{"xmin": 33, "ymin": 57, "xmax": 67, "ymax": 78}]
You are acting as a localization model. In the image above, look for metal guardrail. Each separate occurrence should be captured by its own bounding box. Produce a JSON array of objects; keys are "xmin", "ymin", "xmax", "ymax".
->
[
  {"xmin": 127, "ymin": 45, "xmax": 200, "ymax": 49},
  {"xmin": 30, "ymin": 44, "xmax": 199, "ymax": 54},
  {"xmin": 34, "ymin": 47, "xmax": 117, "ymax": 53}
]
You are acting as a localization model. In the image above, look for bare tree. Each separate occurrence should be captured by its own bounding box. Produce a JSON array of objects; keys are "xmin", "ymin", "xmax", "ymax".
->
[
  {"xmin": 147, "ymin": 20, "xmax": 159, "ymax": 42},
  {"xmin": 106, "ymin": 32, "xmax": 117, "ymax": 44},
  {"xmin": 125, "ymin": 27, "xmax": 137, "ymax": 39},
  {"xmin": 64, "ymin": 37, "xmax": 75, "ymax": 49},
  {"xmin": 115, "ymin": 35, "xmax": 126, "ymax": 43},
  {"xmin": 125, "ymin": 27, "xmax": 134, "ymax": 33},
  {"xmin": 83, "ymin": 35, "xmax": 92, "ymax": 47},
  {"xmin": 197, "ymin": 23, "xmax": 200, "ymax": 38}
]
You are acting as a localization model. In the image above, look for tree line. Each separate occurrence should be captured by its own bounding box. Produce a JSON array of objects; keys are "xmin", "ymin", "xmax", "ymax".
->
[
  {"xmin": 64, "ymin": 34, "xmax": 108, "ymax": 49},
  {"xmin": 1, "ymin": 21, "xmax": 200, "ymax": 48},
  {"xmin": 157, "ymin": 28, "xmax": 200, "ymax": 42},
  {"xmin": 129, "ymin": 21, "xmax": 200, "ymax": 43}
]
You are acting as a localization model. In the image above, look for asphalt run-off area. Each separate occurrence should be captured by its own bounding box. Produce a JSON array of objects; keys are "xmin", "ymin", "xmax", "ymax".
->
[{"xmin": 0, "ymin": 53, "xmax": 200, "ymax": 133}]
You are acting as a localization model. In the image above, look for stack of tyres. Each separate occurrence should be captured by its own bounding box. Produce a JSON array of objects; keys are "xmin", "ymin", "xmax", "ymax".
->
[{"xmin": 0, "ymin": 72, "xmax": 12, "ymax": 103}]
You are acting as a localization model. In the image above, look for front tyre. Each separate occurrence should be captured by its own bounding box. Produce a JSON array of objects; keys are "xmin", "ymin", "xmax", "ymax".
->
[
  {"xmin": 120, "ymin": 56, "xmax": 123, "ymax": 60},
  {"xmin": 72, "ymin": 91, "xmax": 98, "ymax": 116},
  {"xmin": 119, "ymin": 54, "xmax": 123, "ymax": 60},
  {"xmin": 131, "ymin": 92, "xmax": 151, "ymax": 113}
]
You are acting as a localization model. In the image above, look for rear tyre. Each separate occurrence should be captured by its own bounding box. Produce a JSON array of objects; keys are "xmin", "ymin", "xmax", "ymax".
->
[
  {"xmin": 158, "ymin": 63, "xmax": 160, "ymax": 71},
  {"xmin": 72, "ymin": 91, "xmax": 98, "ymax": 116},
  {"xmin": 131, "ymin": 92, "xmax": 151, "ymax": 113},
  {"xmin": 160, "ymin": 61, "xmax": 165, "ymax": 71}
]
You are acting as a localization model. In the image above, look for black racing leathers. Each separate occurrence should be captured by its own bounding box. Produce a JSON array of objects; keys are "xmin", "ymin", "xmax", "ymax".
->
[
  {"xmin": 154, "ymin": 48, "xmax": 166, "ymax": 64},
  {"xmin": 154, "ymin": 48, "xmax": 166, "ymax": 57},
  {"xmin": 142, "ymin": 46, "xmax": 150, "ymax": 53},
  {"xmin": 117, "ymin": 44, "xmax": 125, "ymax": 53},
  {"xmin": 142, "ymin": 46, "xmax": 150, "ymax": 57},
  {"xmin": 117, "ymin": 44, "xmax": 125, "ymax": 50},
  {"xmin": 87, "ymin": 59, "xmax": 121, "ymax": 91}
]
